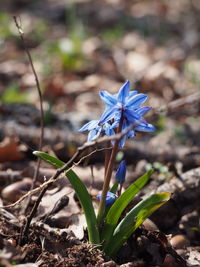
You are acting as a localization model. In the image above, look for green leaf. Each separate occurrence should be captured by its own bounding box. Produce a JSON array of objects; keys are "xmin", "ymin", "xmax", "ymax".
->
[
  {"xmin": 103, "ymin": 192, "xmax": 171, "ymax": 256},
  {"xmin": 33, "ymin": 151, "xmax": 65, "ymax": 168},
  {"xmin": 33, "ymin": 151, "xmax": 100, "ymax": 244},
  {"xmin": 65, "ymin": 169, "xmax": 100, "ymax": 244},
  {"xmin": 101, "ymin": 170, "xmax": 153, "ymax": 244}
]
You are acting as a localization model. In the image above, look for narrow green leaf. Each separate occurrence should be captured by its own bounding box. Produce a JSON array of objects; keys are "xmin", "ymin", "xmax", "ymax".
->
[
  {"xmin": 101, "ymin": 170, "xmax": 153, "ymax": 244},
  {"xmin": 33, "ymin": 151, "xmax": 65, "ymax": 168},
  {"xmin": 33, "ymin": 151, "xmax": 100, "ymax": 244},
  {"xmin": 65, "ymin": 170, "xmax": 100, "ymax": 244},
  {"xmin": 104, "ymin": 192, "xmax": 171, "ymax": 256}
]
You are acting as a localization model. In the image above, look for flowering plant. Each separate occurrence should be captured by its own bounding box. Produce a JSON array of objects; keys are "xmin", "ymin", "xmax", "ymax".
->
[{"xmin": 34, "ymin": 81, "xmax": 170, "ymax": 258}]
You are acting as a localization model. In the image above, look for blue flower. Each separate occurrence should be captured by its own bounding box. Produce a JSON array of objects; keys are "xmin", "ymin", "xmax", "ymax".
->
[
  {"xmin": 115, "ymin": 160, "xmax": 126, "ymax": 184},
  {"xmin": 98, "ymin": 81, "xmax": 155, "ymax": 147},
  {"xmin": 99, "ymin": 80, "xmax": 147, "ymax": 126},
  {"xmin": 79, "ymin": 120, "xmax": 115, "ymax": 141},
  {"xmin": 79, "ymin": 81, "xmax": 155, "ymax": 146},
  {"xmin": 97, "ymin": 191, "xmax": 118, "ymax": 206}
]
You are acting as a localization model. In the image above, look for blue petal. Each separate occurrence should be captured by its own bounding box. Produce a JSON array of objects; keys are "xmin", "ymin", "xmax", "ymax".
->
[
  {"xmin": 79, "ymin": 120, "xmax": 98, "ymax": 132},
  {"xmin": 99, "ymin": 107, "xmax": 118, "ymax": 125},
  {"xmin": 111, "ymin": 120, "xmax": 119, "ymax": 129},
  {"xmin": 121, "ymin": 119, "xmax": 129, "ymax": 131},
  {"xmin": 87, "ymin": 121, "xmax": 100, "ymax": 131},
  {"xmin": 129, "ymin": 90, "xmax": 138, "ymax": 97},
  {"xmin": 136, "ymin": 106, "xmax": 152, "ymax": 115},
  {"xmin": 135, "ymin": 123, "xmax": 156, "ymax": 132},
  {"xmin": 97, "ymin": 191, "xmax": 117, "ymax": 206},
  {"xmin": 117, "ymin": 120, "xmax": 128, "ymax": 147},
  {"xmin": 118, "ymin": 134, "xmax": 127, "ymax": 148},
  {"xmin": 117, "ymin": 81, "xmax": 130, "ymax": 105},
  {"xmin": 124, "ymin": 109, "xmax": 141, "ymax": 123},
  {"xmin": 99, "ymin": 91, "xmax": 117, "ymax": 107},
  {"xmin": 121, "ymin": 120, "xmax": 135, "ymax": 139},
  {"xmin": 126, "ymin": 94, "xmax": 148, "ymax": 108},
  {"xmin": 111, "ymin": 111, "xmax": 122, "ymax": 128},
  {"xmin": 115, "ymin": 160, "xmax": 126, "ymax": 184},
  {"xmin": 127, "ymin": 129, "xmax": 135, "ymax": 138},
  {"xmin": 87, "ymin": 129, "xmax": 98, "ymax": 141},
  {"xmin": 105, "ymin": 126, "xmax": 115, "ymax": 137}
]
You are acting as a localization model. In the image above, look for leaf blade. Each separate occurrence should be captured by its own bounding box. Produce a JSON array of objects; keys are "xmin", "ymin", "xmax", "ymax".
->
[
  {"xmin": 101, "ymin": 170, "xmax": 153, "ymax": 244},
  {"xmin": 33, "ymin": 151, "xmax": 65, "ymax": 168},
  {"xmin": 33, "ymin": 151, "xmax": 100, "ymax": 244},
  {"xmin": 104, "ymin": 192, "xmax": 171, "ymax": 256}
]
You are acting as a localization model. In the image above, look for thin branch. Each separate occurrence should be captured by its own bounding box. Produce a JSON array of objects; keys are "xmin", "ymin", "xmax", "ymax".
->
[
  {"xmin": 158, "ymin": 91, "xmax": 200, "ymax": 115},
  {"xmin": 13, "ymin": 16, "xmax": 45, "ymax": 209}
]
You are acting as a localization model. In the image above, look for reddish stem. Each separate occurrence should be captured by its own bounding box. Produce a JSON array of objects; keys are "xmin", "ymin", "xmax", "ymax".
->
[{"xmin": 97, "ymin": 116, "xmax": 123, "ymax": 225}]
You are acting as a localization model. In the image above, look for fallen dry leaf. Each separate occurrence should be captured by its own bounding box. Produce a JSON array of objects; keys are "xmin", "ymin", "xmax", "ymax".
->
[
  {"xmin": 68, "ymin": 213, "xmax": 86, "ymax": 240},
  {"xmin": 0, "ymin": 137, "xmax": 25, "ymax": 162},
  {"xmin": 37, "ymin": 187, "xmax": 80, "ymax": 220}
]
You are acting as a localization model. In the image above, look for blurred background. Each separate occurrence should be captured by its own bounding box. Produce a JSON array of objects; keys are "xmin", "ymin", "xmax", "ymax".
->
[
  {"xmin": 0, "ymin": 2, "xmax": 200, "ymax": 262},
  {"xmin": 0, "ymin": 0, "xmax": 200, "ymax": 171}
]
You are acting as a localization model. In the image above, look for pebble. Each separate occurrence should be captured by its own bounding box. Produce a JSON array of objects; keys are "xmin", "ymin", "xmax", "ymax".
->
[
  {"xmin": 120, "ymin": 261, "xmax": 144, "ymax": 267},
  {"xmin": 101, "ymin": 261, "xmax": 117, "ymax": 267},
  {"xmin": 0, "ymin": 170, "xmax": 22, "ymax": 189},
  {"xmin": 142, "ymin": 218, "xmax": 159, "ymax": 231},
  {"xmin": 170, "ymin": 234, "xmax": 190, "ymax": 249},
  {"xmin": 1, "ymin": 178, "xmax": 32, "ymax": 202}
]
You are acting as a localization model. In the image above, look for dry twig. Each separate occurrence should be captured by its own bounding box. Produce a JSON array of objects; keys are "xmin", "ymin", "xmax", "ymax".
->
[{"xmin": 13, "ymin": 16, "xmax": 45, "ymax": 210}]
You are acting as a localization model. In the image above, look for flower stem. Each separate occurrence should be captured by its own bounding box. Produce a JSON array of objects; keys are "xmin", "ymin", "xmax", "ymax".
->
[
  {"xmin": 118, "ymin": 183, "xmax": 123, "ymax": 196},
  {"xmin": 97, "ymin": 117, "xmax": 123, "ymax": 226},
  {"xmin": 104, "ymin": 141, "xmax": 111, "ymax": 177}
]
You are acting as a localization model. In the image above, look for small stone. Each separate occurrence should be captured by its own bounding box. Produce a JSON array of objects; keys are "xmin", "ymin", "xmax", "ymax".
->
[
  {"xmin": 120, "ymin": 261, "xmax": 144, "ymax": 267},
  {"xmin": 142, "ymin": 218, "xmax": 159, "ymax": 231},
  {"xmin": 101, "ymin": 260, "xmax": 117, "ymax": 267},
  {"xmin": 1, "ymin": 178, "xmax": 32, "ymax": 202},
  {"xmin": 170, "ymin": 235, "xmax": 190, "ymax": 249}
]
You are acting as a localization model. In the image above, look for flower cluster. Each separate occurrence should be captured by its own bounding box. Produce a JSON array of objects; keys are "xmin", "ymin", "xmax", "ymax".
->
[{"xmin": 79, "ymin": 80, "xmax": 155, "ymax": 147}]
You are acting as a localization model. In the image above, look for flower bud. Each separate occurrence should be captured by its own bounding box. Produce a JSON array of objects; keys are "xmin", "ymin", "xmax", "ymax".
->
[
  {"xmin": 97, "ymin": 191, "xmax": 117, "ymax": 206},
  {"xmin": 115, "ymin": 160, "xmax": 126, "ymax": 184}
]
